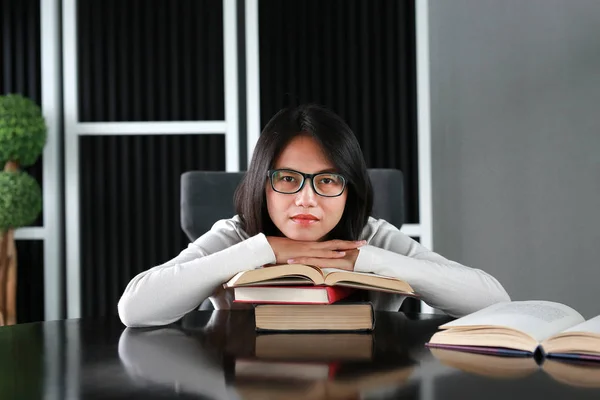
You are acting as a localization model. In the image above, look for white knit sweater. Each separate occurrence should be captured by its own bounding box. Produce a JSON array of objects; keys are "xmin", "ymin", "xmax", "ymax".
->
[{"xmin": 118, "ymin": 216, "xmax": 510, "ymax": 327}]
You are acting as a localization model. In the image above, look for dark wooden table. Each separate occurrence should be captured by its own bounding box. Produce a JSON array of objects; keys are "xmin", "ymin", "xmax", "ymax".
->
[{"xmin": 1, "ymin": 311, "xmax": 600, "ymax": 399}]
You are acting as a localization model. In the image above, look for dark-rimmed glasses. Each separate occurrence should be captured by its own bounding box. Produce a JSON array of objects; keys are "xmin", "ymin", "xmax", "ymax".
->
[{"xmin": 267, "ymin": 169, "xmax": 347, "ymax": 197}]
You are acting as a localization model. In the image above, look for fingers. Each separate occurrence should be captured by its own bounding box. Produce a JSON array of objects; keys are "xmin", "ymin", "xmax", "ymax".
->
[
  {"xmin": 316, "ymin": 250, "xmax": 347, "ymax": 259},
  {"xmin": 286, "ymin": 249, "xmax": 346, "ymax": 263},
  {"xmin": 287, "ymin": 249, "xmax": 346, "ymax": 261},
  {"xmin": 318, "ymin": 239, "xmax": 367, "ymax": 251}
]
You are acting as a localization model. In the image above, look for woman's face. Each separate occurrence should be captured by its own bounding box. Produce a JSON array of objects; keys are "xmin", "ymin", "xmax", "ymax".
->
[{"xmin": 266, "ymin": 135, "xmax": 348, "ymax": 241}]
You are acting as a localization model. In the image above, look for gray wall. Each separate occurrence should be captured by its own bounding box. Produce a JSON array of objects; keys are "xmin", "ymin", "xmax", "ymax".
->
[{"xmin": 429, "ymin": 0, "xmax": 600, "ymax": 317}]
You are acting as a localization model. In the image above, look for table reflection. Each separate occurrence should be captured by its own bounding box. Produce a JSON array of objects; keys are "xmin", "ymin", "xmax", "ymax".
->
[
  {"xmin": 3, "ymin": 311, "xmax": 600, "ymax": 399},
  {"xmin": 118, "ymin": 310, "xmax": 447, "ymax": 399}
]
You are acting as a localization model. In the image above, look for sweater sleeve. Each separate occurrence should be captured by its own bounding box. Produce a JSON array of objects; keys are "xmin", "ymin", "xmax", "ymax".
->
[
  {"xmin": 355, "ymin": 220, "xmax": 510, "ymax": 317},
  {"xmin": 117, "ymin": 218, "xmax": 276, "ymax": 327}
]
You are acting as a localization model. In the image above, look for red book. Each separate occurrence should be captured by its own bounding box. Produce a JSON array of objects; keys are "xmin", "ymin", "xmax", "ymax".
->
[{"xmin": 232, "ymin": 285, "xmax": 355, "ymax": 305}]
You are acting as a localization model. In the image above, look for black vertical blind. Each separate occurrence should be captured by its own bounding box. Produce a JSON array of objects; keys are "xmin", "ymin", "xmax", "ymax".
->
[
  {"xmin": 15, "ymin": 240, "xmax": 45, "ymax": 323},
  {"xmin": 0, "ymin": 0, "xmax": 40, "ymax": 100},
  {"xmin": 77, "ymin": 0, "xmax": 225, "ymax": 122},
  {"xmin": 259, "ymin": 0, "xmax": 419, "ymax": 223},
  {"xmin": 79, "ymin": 135, "xmax": 225, "ymax": 318}
]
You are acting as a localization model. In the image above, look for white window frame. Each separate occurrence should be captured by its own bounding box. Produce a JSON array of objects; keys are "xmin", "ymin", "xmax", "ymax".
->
[{"xmin": 14, "ymin": 0, "xmax": 63, "ymax": 322}]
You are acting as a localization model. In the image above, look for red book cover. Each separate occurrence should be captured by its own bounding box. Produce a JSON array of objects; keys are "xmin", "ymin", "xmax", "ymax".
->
[{"xmin": 232, "ymin": 285, "xmax": 355, "ymax": 305}]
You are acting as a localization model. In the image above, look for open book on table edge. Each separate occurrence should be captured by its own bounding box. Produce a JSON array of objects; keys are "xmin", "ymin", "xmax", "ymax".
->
[
  {"xmin": 426, "ymin": 300, "xmax": 600, "ymax": 359},
  {"xmin": 223, "ymin": 264, "xmax": 415, "ymax": 296},
  {"xmin": 429, "ymin": 347, "xmax": 600, "ymax": 388}
]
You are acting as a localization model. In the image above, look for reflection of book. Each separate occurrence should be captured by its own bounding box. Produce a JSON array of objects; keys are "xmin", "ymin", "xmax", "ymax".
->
[
  {"xmin": 323, "ymin": 365, "xmax": 414, "ymax": 398},
  {"xmin": 255, "ymin": 333, "xmax": 373, "ymax": 361},
  {"xmin": 255, "ymin": 303, "xmax": 374, "ymax": 331},
  {"xmin": 234, "ymin": 363, "xmax": 414, "ymax": 400},
  {"xmin": 224, "ymin": 264, "xmax": 415, "ymax": 295},
  {"xmin": 235, "ymin": 359, "xmax": 336, "ymax": 381},
  {"xmin": 429, "ymin": 347, "xmax": 539, "ymax": 379},
  {"xmin": 542, "ymin": 359, "xmax": 600, "ymax": 388},
  {"xmin": 427, "ymin": 301, "xmax": 600, "ymax": 359},
  {"xmin": 430, "ymin": 347, "xmax": 600, "ymax": 388},
  {"xmin": 234, "ymin": 332, "xmax": 377, "ymax": 398},
  {"xmin": 232, "ymin": 285, "xmax": 355, "ymax": 304},
  {"xmin": 234, "ymin": 380, "xmax": 324, "ymax": 400}
]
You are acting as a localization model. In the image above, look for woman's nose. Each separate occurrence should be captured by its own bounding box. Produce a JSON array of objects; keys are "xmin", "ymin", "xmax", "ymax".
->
[{"xmin": 295, "ymin": 180, "xmax": 318, "ymax": 208}]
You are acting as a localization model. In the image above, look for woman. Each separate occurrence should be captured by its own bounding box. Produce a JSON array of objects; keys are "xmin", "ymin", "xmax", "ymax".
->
[{"xmin": 118, "ymin": 104, "xmax": 510, "ymax": 327}]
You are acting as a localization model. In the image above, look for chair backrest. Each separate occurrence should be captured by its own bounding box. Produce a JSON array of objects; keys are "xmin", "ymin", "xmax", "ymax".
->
[{"xmin": 181, "ymin": 169, "xmax": 404, "ymax": 241}]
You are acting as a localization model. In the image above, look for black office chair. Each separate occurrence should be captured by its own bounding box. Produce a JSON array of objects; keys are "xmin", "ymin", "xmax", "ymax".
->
[
  {"xmin": 180, "ymin": 168, "xmax": 412, "ymax": 311},
  {"xmin": 181, "ymin": 171, "xmax": 246, "ymax": 242},
  {"xmin": 181, "ymin": 169, "xmax": 404, "ymax": 242}
]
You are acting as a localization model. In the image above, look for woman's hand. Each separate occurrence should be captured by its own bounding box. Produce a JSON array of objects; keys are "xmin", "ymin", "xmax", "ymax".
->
[
  {"xmin": 287, "ymin": 249, "xmax": 360, "ymax": 271},
  {"xmin": 266, "ymin": 236, "xmax": 366, "ymax": 266}
]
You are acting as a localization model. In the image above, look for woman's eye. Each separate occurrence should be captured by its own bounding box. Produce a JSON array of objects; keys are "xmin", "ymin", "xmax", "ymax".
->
[
  {"xmin": 282, "ymin": 176, "xmax": 296, "ymax": 182},
  {"xmin": 320, "ymin": 178, "xmax": 333, "ymax": 184}
]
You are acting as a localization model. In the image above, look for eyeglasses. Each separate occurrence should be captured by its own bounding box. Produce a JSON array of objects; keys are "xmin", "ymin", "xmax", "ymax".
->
[{"xmin": 267, "ymin": 169, "xmax": 347, "ymax": 197}]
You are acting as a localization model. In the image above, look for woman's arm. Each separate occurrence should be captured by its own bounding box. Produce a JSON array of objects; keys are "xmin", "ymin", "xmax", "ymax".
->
[
  {"xmin": 117, "ymin": 218, "xmax": 275, "ymax": 327},
  {"xmin": 356, "ymin": 220, "xmax": 510, "ymax": 317}
]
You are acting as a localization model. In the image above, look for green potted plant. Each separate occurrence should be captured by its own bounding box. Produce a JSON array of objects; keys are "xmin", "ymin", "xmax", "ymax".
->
[{"xmin": 0, "ymin": 94, "xmax": 46, "ymax": 326}]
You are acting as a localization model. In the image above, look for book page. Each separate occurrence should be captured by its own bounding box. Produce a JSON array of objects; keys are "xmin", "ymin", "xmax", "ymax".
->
[
  {"xmin": 321, "ymin": 268, "xmax": 355, "ymax": 276},
  {"xmin": 321, "ymin": 269, "xmax": 412, "ymax": 294},
  {"xmin": 442, "ymin": 301, "xmax": 585, "ymax": 342},
  {"xmin": 561, "ymin": 315, "xmax": 600, "ymax": 334},
  {"xmin": 321, "ymin": 269, "xmax": 396, "ymax": 280},
  {"xmin": 225, "ymin": 264, "xmax": 325, "ymax": 287}
]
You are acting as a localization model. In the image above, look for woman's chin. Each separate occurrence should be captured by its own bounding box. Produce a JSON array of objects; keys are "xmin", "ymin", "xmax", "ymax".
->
[{"xmin": 282, "ymin": 228, "xmax": 325, "ymax": 242}]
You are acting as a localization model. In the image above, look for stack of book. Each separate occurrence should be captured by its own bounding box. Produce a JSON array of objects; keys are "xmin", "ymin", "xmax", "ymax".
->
[{"xmin": 223, "ymin": 264, "xmax": 417, "ymax": 331}]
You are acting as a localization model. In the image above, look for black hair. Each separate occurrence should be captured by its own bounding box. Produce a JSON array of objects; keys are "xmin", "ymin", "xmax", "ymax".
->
[{"xmin": 234, "ymin": 104, "xmax": 373, "ymax": 240}]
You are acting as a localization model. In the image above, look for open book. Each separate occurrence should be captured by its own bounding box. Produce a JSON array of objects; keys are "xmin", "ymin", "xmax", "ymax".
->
[
  {"xmin": 427, "ymin": 301, "xmax": 600, "ymax": 360},
  {"xmin": 430, "ymin": 347, "xmax": 600, "ymax": 388},
  {"xmin": 224, "ymin": 264, "xmax": 415, "ymax": 295}
]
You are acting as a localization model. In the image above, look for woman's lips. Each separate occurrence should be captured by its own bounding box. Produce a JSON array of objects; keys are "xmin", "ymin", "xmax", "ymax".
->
[{"xmin": 291, "ymin": 214, "xmax": 319, "ymax": 226}]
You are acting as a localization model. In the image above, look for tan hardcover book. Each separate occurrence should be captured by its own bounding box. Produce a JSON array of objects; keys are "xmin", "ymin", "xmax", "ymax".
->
[
  {"xmin": 254, "ymin": 303, "xmax": 374, "ymax": 332},
  {"xmin": 427, "ymin": 301, "xmax": 600, "ymax": 360},
  {"xmin": 224, "ymin": 264, "xmax": 415, "ymax": 295}
]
